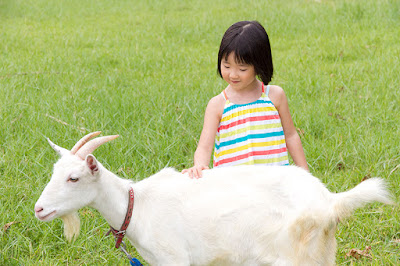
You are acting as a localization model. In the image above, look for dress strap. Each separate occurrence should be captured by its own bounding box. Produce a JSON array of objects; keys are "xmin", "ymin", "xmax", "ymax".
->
[
  {"xmin": 222, "ymin": 90, "xmax": 228, "ymax": 101},
  {"xmin": 262, "ymin": 83, "xmax": 270, "ymax": 96},
  {"xmin": 265, "ymin": 84, "xmax": 270, "ymax": 96}
]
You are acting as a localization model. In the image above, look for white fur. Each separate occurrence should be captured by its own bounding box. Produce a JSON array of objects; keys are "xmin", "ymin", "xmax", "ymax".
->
[
  {"xmin": 61, "ymin": 212, "xmax": 80, "ymax": 241},
  {"xmin": 35, "ymin": 153, "xmax": 393, "ymax": 266}
]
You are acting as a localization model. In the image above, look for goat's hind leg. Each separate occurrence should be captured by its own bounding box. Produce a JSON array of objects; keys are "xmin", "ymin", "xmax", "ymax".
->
[{"xmin": 289, "ymin": 214, "xmax": 337, "ymax": 266}]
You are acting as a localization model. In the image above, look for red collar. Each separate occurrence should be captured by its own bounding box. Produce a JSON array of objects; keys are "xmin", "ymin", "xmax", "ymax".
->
[{"xmin": 107, "ymin": 187, "xmax": 135, "ymax": 248}]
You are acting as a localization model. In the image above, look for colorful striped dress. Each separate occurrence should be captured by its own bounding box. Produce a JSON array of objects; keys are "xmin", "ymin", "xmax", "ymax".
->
[{"xmin": 213, "ymin": 84, "xmax": 289, "ymax": 167}]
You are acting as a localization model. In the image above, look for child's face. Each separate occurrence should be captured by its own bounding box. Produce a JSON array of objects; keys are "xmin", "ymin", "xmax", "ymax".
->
[{"xmin": 220, "ymin": 53, "xmax": 257, "ymax": 91}]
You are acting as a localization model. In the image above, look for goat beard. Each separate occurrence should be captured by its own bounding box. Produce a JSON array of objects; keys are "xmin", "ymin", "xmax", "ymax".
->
[{"xmin": 61, "ymin": 212, "xmax": 80, "ymax": 242}]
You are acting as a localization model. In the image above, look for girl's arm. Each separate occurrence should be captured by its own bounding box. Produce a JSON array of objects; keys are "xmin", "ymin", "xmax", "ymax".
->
[
  {"xmin": 269, "ymin": 86, "xmax": 309, "ymax": 171},
  {"xmin": 182, "ymin": 95, "xmax": 225, "ymax": 178}
]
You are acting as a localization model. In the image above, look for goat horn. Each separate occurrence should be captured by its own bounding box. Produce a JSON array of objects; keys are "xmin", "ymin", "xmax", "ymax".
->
[
  {"xmin": 75, "ymin": 135, "xmax": 119, "ymax": 160},
  {"xmin": 70, "ymin": 131, "xmax": 102, "ymax": 155},
  {"xmin": 47, "ymin": 138, "xmax": 70, "ymax": 157}
]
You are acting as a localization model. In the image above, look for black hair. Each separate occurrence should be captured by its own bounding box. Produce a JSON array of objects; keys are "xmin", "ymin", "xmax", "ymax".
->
[{"xmin": 217, "ymin": 21, "xmax": 273, "ymax": 85}]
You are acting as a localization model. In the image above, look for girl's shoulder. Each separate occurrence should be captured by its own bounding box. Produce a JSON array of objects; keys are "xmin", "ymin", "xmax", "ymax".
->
[
  {"xmin": 208, "ymin": 92, "xmax": 226, "ymax": 107},
  {"xmin": 205, "ymin": 93, "xmax": 226, "ymax": 118},
  {"xmin": 267, "ymin": 84, "xmax": 285, "ymax": 96},
  {"xmin": 266, "ymin": 84, "xmax": 287, "ymax": 109}
]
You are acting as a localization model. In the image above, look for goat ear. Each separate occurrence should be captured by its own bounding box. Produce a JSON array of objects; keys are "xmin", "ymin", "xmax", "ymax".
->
[
  {"xmin": 47, "ymin": 138, "xmax": 69, "ymax": 157},
  {"xmin": 85, "ymin": 155, "xmax": 99, "ymax": 176}
]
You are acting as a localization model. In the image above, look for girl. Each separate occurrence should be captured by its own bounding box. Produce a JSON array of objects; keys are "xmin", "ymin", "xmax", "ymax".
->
[{"xmin": 183, "ymin": 21, "xmax": 308, "ymax": 178}]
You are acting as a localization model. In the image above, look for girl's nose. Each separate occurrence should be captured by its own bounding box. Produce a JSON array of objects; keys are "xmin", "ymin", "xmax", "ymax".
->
[{"xmin": 230, "ymin": 71, "xmax": 239, "ymax": 79}]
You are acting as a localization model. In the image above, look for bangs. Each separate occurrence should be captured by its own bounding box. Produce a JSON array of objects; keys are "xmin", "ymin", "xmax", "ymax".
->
[{"xmin": 222, "ymin": 37, "xmax": 253, "ymax": 66}]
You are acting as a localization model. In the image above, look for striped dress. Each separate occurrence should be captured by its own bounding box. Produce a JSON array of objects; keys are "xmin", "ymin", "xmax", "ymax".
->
[{"xmin": 213, "ymin": 84, "xmax": 289, "ymax": 167}]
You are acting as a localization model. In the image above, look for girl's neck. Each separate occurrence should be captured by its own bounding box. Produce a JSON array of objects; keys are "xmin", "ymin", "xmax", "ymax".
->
[{"xmin": 226, "ymin": 79, "xmax": 263, "ymax": 105}]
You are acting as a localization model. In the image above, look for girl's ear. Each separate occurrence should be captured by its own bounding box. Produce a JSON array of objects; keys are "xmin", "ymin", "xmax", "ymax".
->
[{"xmin": 85, "ymin": 155, "xmax": 99, "ymax": 175}]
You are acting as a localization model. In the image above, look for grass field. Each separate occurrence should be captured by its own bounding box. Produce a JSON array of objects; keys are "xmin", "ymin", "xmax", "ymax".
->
[{"xmin": 1, "ymin": 0, "xmax": 399, "ymax": 264}]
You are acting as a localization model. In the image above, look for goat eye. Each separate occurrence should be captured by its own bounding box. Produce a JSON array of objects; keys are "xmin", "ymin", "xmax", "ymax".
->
[{"xmin": 68, "ymin": 177, "xmax": 79, "ymax": 183}]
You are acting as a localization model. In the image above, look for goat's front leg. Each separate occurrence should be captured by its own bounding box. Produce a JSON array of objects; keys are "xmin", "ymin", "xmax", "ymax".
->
[
  {"xmin": 142, "ymin": 250, "xmax": 190, "ymax": 266},
  {"xmin": 152, "ymin": 257, "xmax": 190, "ymax": 266},
  {"xmin": 272, "ymin": 258, "xmax": 294, "ymax": 266}
]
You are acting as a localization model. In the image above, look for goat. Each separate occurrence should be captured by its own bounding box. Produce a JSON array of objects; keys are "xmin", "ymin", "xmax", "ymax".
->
[{"xmin": 34, "ymin": 132, "xmax": 393, "ymax": 266}]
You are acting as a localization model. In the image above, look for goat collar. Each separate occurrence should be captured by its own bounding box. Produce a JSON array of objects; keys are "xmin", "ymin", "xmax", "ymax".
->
[{"xmin": 107, "ymin": 187, "xmax": 135, "ymax": 248}]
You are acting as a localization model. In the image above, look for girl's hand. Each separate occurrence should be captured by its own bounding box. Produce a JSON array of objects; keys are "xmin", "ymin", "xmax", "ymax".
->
[{"xmin": 182, "ymin": 165, "xmax": 210, "ymax": 179}]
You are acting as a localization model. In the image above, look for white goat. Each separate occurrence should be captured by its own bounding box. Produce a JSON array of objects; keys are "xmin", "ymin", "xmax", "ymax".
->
[{"xmin": 35, "ymin": 132, "xmax": 393, "ymax": 266}]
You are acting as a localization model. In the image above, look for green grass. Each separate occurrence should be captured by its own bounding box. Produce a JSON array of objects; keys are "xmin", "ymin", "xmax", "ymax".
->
[{"xmin": 1, "ymin": 0, "xmax": 399, "ymax": 264}]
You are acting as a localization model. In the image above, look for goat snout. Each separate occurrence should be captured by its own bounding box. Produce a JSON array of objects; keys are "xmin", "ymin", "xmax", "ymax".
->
[
  {"xmin": 34, "ymin": 205, "xmax": 56, "ymax": 221},
  {"xmin": 34, "ymin": 206, "xmax": 44, "ymax": 213}
]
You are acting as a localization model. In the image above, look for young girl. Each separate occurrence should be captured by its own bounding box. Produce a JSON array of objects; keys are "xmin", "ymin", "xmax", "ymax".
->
[{"xmin": 183, "ymin": 21, "xmax": 308, "ymax": 178}]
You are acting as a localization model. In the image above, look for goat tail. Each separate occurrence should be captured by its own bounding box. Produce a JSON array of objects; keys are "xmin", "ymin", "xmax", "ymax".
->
[
  {"xmin": 333, "ymin": 178, "xmax": 393, "ymax": 221},
  {"xmin": 61, "ymin": 212, "xmax": 80, "ymax": 242}
]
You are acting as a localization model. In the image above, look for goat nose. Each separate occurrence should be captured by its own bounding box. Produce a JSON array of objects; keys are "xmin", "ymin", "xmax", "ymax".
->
[{"xmin": 34, "ymin": 206, "xmax": 43, "ymax": 213}]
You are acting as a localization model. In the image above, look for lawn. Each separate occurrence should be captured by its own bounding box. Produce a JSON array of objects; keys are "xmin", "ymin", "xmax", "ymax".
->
[{"xmin": 0, "ymin": 0, "xmax": 399, "ymax": 264}]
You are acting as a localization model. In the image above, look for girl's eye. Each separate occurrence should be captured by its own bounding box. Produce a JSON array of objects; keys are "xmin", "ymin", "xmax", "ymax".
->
[
  {"xmin": 240, "ymin": 69, "xmax": 247, "ymax": 72},
  {"xmin": 223, "ymin": 65, "xmax": 230, "ymax": 69},
  {"xmin": 68, "ymin": 177, "xmax": 79, "ymax": 183}
]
